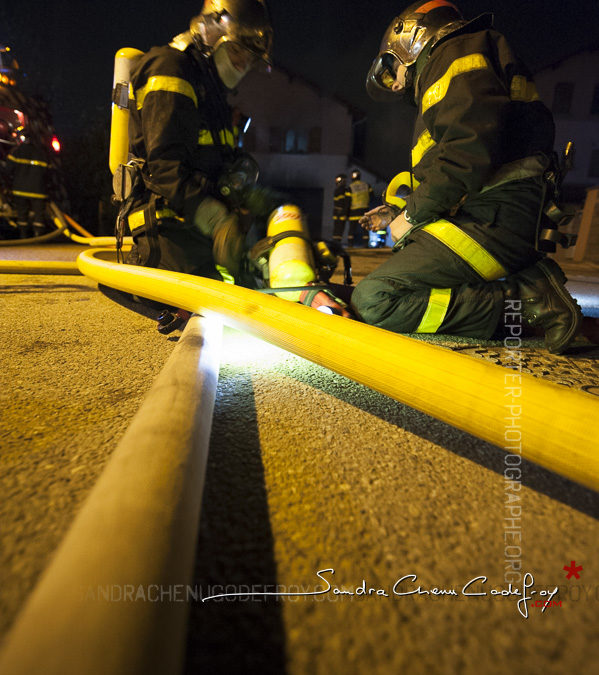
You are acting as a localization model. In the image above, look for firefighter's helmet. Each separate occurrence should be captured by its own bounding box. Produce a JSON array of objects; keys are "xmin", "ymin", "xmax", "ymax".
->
[
  {"xmin": 366, "ymin": 0, "xmax": 464, "ymax": 100},
  {"xmin": 351, "ymin": 170, "xmax": 361, "ymax": 181},
  {"xmin": 335, "ymin": 173, "xmax": 346, "ymax": 184},
  {"xmin": 189, "ymin": 0, "xmax": 273, "ymax": 65}
]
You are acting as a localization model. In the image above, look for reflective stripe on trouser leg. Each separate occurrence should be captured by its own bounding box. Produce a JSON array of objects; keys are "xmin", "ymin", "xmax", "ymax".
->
[
  {"xmin": 421, "ymin": 220, "xmax": 507, "ymax": 281},
  {"xmin": 415, "ymin": 288, "xmax": 452, "ymax": 333}
]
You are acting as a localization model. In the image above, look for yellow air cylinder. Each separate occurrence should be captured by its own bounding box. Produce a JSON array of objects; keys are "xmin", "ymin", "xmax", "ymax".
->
[
  {"xmin": 267, "ymin": 204, "xmax": 316, "ymax": 301},
  {"xmin": 109, "ymin": 48, "xmax": 144, "ymax": 175}
]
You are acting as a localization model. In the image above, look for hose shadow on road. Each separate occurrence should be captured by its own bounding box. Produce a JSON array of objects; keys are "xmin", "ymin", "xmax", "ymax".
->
[
  {"xmin": 277, "ymin": 363, "xmax": 599, "ymax": 521},
  {"xmin": 184, "ymin": 367, "xmax": 287, "ymax": 675}
]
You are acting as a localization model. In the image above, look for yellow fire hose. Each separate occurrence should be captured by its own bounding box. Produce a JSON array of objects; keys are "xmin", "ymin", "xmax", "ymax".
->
[
  {"xmin": 0, "ymin": 201, "xmax": 132, "ymax": 248},
  {"xmin": 78, "ymin": 248, "xmax": 599, "ymax": 492},
  {"xmin": 0, "ymin": 201, "xmax": 69, "ymax": 246}
]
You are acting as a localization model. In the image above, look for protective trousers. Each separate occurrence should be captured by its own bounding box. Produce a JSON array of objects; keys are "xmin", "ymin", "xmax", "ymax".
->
[
  {"xmin": 128, "ymin": 215, "xmax": 221, "ymax": 279},
  {"xmin": 351, "ymin": 178, "xmax": 544, "ymax": 338}
]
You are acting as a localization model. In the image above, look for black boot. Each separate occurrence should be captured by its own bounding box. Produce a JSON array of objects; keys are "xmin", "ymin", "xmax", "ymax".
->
[{"xmin": 503, "ymin": 258, "xmax": 582, "ymax": 354}]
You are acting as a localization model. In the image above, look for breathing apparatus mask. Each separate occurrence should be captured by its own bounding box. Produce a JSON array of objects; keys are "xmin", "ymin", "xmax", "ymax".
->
[{"xmin": 213, "ymin": 41, "xmax": 254, "ymax": 89}]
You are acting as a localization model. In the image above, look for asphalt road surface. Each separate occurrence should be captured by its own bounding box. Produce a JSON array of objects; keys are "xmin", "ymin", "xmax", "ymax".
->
[{"xmin": 1, "ymin": 244, "xmax": 598, "ymax": 674}]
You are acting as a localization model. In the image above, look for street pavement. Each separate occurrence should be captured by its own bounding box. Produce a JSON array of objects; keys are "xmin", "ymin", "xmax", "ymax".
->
[{"xmin": 1, "ymin": 243, "xmax": 598, "ymax": 674}]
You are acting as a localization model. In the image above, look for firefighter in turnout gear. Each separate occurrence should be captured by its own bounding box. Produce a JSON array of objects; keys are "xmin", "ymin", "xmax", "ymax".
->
[
  {"xmin": 7, "ymin": 132, "xmax": 49, "ymax": 238},
  {"xmin": 332, "ymin": 173, "xmax": 350, "ymax": 244},
  {"xmin": 353, "ymin": 0, "xmax": 581, "ymax": 354},
  {"xmin": 347, "ymin": 169, "xmax": 373, "ymax": 247},
  {"xmin": 123, "ymin": 0, "xmax": 273, "ymax": 279}
]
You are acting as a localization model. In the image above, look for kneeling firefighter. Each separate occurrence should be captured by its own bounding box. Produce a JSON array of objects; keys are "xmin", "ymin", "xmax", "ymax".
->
[
  {"xmin": 112, "ymin": 0, "xmax": 277, "ymax": 281},
  {"xmin": 111, "ymin": 0, "xmax": 352, "ymax": 324},
  {"xmin": 355, "ymin": 1, "xmax": 581, "ymax": 353}
]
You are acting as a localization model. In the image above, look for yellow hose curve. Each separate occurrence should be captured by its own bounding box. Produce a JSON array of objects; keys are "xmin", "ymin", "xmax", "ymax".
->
[
  {"xmin": 0, "ymin": 202, "xmax": 68, "ymax": 246},
  {"xmin": 0, "ymin": 201, "xmax": 132, "ymax": 248},
  {"xmin": 78, "ymin": 248, "xmax": 599, "ymax": 492}
]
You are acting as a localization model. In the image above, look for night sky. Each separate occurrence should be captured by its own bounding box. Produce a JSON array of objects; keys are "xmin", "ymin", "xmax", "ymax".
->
[{"xmin": 1, "ymin": 0, "xmax": 598, "ymax": 174}]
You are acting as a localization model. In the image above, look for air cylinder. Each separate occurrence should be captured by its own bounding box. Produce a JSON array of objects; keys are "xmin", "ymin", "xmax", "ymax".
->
[
  {"xmin": 109, "ymin": 48, "xmax": 144, "ymax": 175},
  {"xmin": 267, "ymin": 204, "xmax": 316, "ymax": 301}
]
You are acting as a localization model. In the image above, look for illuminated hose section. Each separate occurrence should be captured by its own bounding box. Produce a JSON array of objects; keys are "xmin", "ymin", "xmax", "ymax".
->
[{"xmin": 78, "ymin": 248, "xmax": 599, "ymax": 491}]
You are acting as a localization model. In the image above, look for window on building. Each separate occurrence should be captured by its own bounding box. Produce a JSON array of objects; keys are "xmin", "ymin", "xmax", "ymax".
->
[
  {"xmin": 283, "ymin": 129, "xmax": 308, "ymax": 153},
  {"xmin": 552, "ymin": 82, "xmax": 574, "ymax": 115},
  {"xmin": 589, "ymin": 149, "xmax": 599, "ymax": 178},
  {"xmin": 296, "ymin": 130, "xmax": 308, "ymax": 153},
  {"xmin": 308, "ymin": 127, "xmax": 322, "ymax": 153},
  {"xmin": 269, "ymin": 126, "xmax": 283, "ymax": 152},
  {"xmin": 591, "ymin": 84, "xmax": 599, "ymax": 115},
  {"xmin": 285, "ymin": 129, "xmax": 295, "ymax": 153}
]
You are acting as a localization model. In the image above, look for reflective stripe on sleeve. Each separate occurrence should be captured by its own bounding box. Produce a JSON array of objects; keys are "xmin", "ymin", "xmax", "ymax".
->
[
  {"xmin": 422, "ymin": 219, "xmax": 507, "ymax": 280},
  {"xmin": 216, "ymin": 265, "xmax": 235, "ymax": 284},
  {"xmin": 421, "ymin": 54, "xmax": 488, "ymax": 114},
  {"xmin": 135, "ymin": 76, "xmax": 198, "ymax": 110},
  {"xmin": 7, "ymin": 155, "xmax": 49, "ymax": 168},
  {"xmin": 198, "ymin": 128, "xmax": 236, "ymax": 147},
  {"xmin": 510, "ymin": 75, "xmax": 539, "ymax": 102},
  {"xmin": 411, "ymin": 129, "xmax": 436, "ymax": 167},
  {"xmin": 415, "ymin": 288, "xmax": 452, "ymax": 333}
]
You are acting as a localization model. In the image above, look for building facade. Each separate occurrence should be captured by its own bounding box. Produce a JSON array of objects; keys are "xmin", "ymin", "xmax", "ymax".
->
[
  {"xmin": 230, "ymin": 67, "xmax": 379, "ymax": 240},
  {"xmin": 535, "ymin": 48, "xmax": 599, "ymax": 200}
]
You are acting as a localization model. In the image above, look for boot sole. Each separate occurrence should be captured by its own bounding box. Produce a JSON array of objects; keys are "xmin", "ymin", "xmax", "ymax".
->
[{"xmin": 536, "ymin": 259, "xmax": 583, "ymax": 354}]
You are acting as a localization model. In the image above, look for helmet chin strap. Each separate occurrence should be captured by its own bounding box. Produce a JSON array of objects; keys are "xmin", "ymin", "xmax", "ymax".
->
[{"xmin": 213, "ymin": 44, "xmax": 249, "ymax": 89}]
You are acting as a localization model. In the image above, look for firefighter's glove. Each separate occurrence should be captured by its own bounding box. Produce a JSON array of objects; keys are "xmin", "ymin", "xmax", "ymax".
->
[
  {"xmin": 299, "ymin": 285, "xmax": 354, "ymax": 319},
  {"xmin": 359, "ymin": 204, "xmax": 401, "ymax": 232},
  {"xmin": 193, "ymin": 197, "xmax": 244, "ymax": 275}
]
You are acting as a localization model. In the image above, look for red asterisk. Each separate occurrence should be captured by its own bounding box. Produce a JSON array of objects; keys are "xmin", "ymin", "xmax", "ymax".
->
[{"xmin": 563, "ymin": 561, "xmax": 583, "ymax": 580}]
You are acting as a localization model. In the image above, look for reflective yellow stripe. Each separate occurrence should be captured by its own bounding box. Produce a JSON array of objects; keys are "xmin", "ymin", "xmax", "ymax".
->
[
  {"xmin": 197, "ymin": 128, "xmax": 236, "ymax": 148},
  {"xmin": 216, "ymin": 264, "xmax": 235, "ymax": 284},
  {"xmin": 411, "ymin": 130, "xmax": 436, "ymax": 167},
  {"xmin": 11, "ymin": 189, "xmax": 47, "ymax": 199},
  {"xmin": 135, "ymin": 76, "xmax": 197, "ymax": 110},
  {"xmin": 415, "ymin": 288, "xmax": 452, "ymax": 333},
  {"xmin": 510, "ymin": 75, "xmax": 539, "ymax": 102},
  {"xmin": 422, "ymin": 219, "xmax": 507, "ymax": 280},
  {"xmin": 7, "ymin": 155, "xmax": 49, "ymax": 168},
  {"xmin": 128, "ymin": 208, "xmax": 184, "ymax": 229},
  {"xmin": 422, "ymin": 54, "xmax": 488, "ymax": 114}
]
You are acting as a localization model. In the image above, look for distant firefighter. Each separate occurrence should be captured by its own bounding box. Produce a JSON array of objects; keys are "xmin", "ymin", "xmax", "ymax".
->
[
  {"xmin": 7, "ymin": 131, "xmax": 49, "ymax": 238},
  {"xmin": 332, "ymin": 173, "xmax": 350, "ymax": 244},
  {"xmin": 347, "ymin": 169, "xmax": 373, "ymax": 247}
]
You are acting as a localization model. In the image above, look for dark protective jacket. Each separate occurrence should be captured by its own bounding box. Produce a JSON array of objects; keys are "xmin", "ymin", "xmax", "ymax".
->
[
  {"xmin": 129, "ymin": 43, "xmax": 237, "ymax": 225},
  {"xmin": 333, "ymin": 181, "xmax": 349, "ymax": 221},
  {"xmin": 7, "ymin": 140, "xmax": 49, "ymax": 199},
  {"xmin": 405, "ymin": 25, "xmax": 555, "ymax": 227},
  {"xmin": 348, "ymin": 179, "xmax": 373, "ymax": 221}
]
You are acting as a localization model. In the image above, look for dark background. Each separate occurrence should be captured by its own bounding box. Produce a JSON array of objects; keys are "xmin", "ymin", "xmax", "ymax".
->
[{"xmin": 1, "ymin": 1, "xmax": 598, "ymax": 228}]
